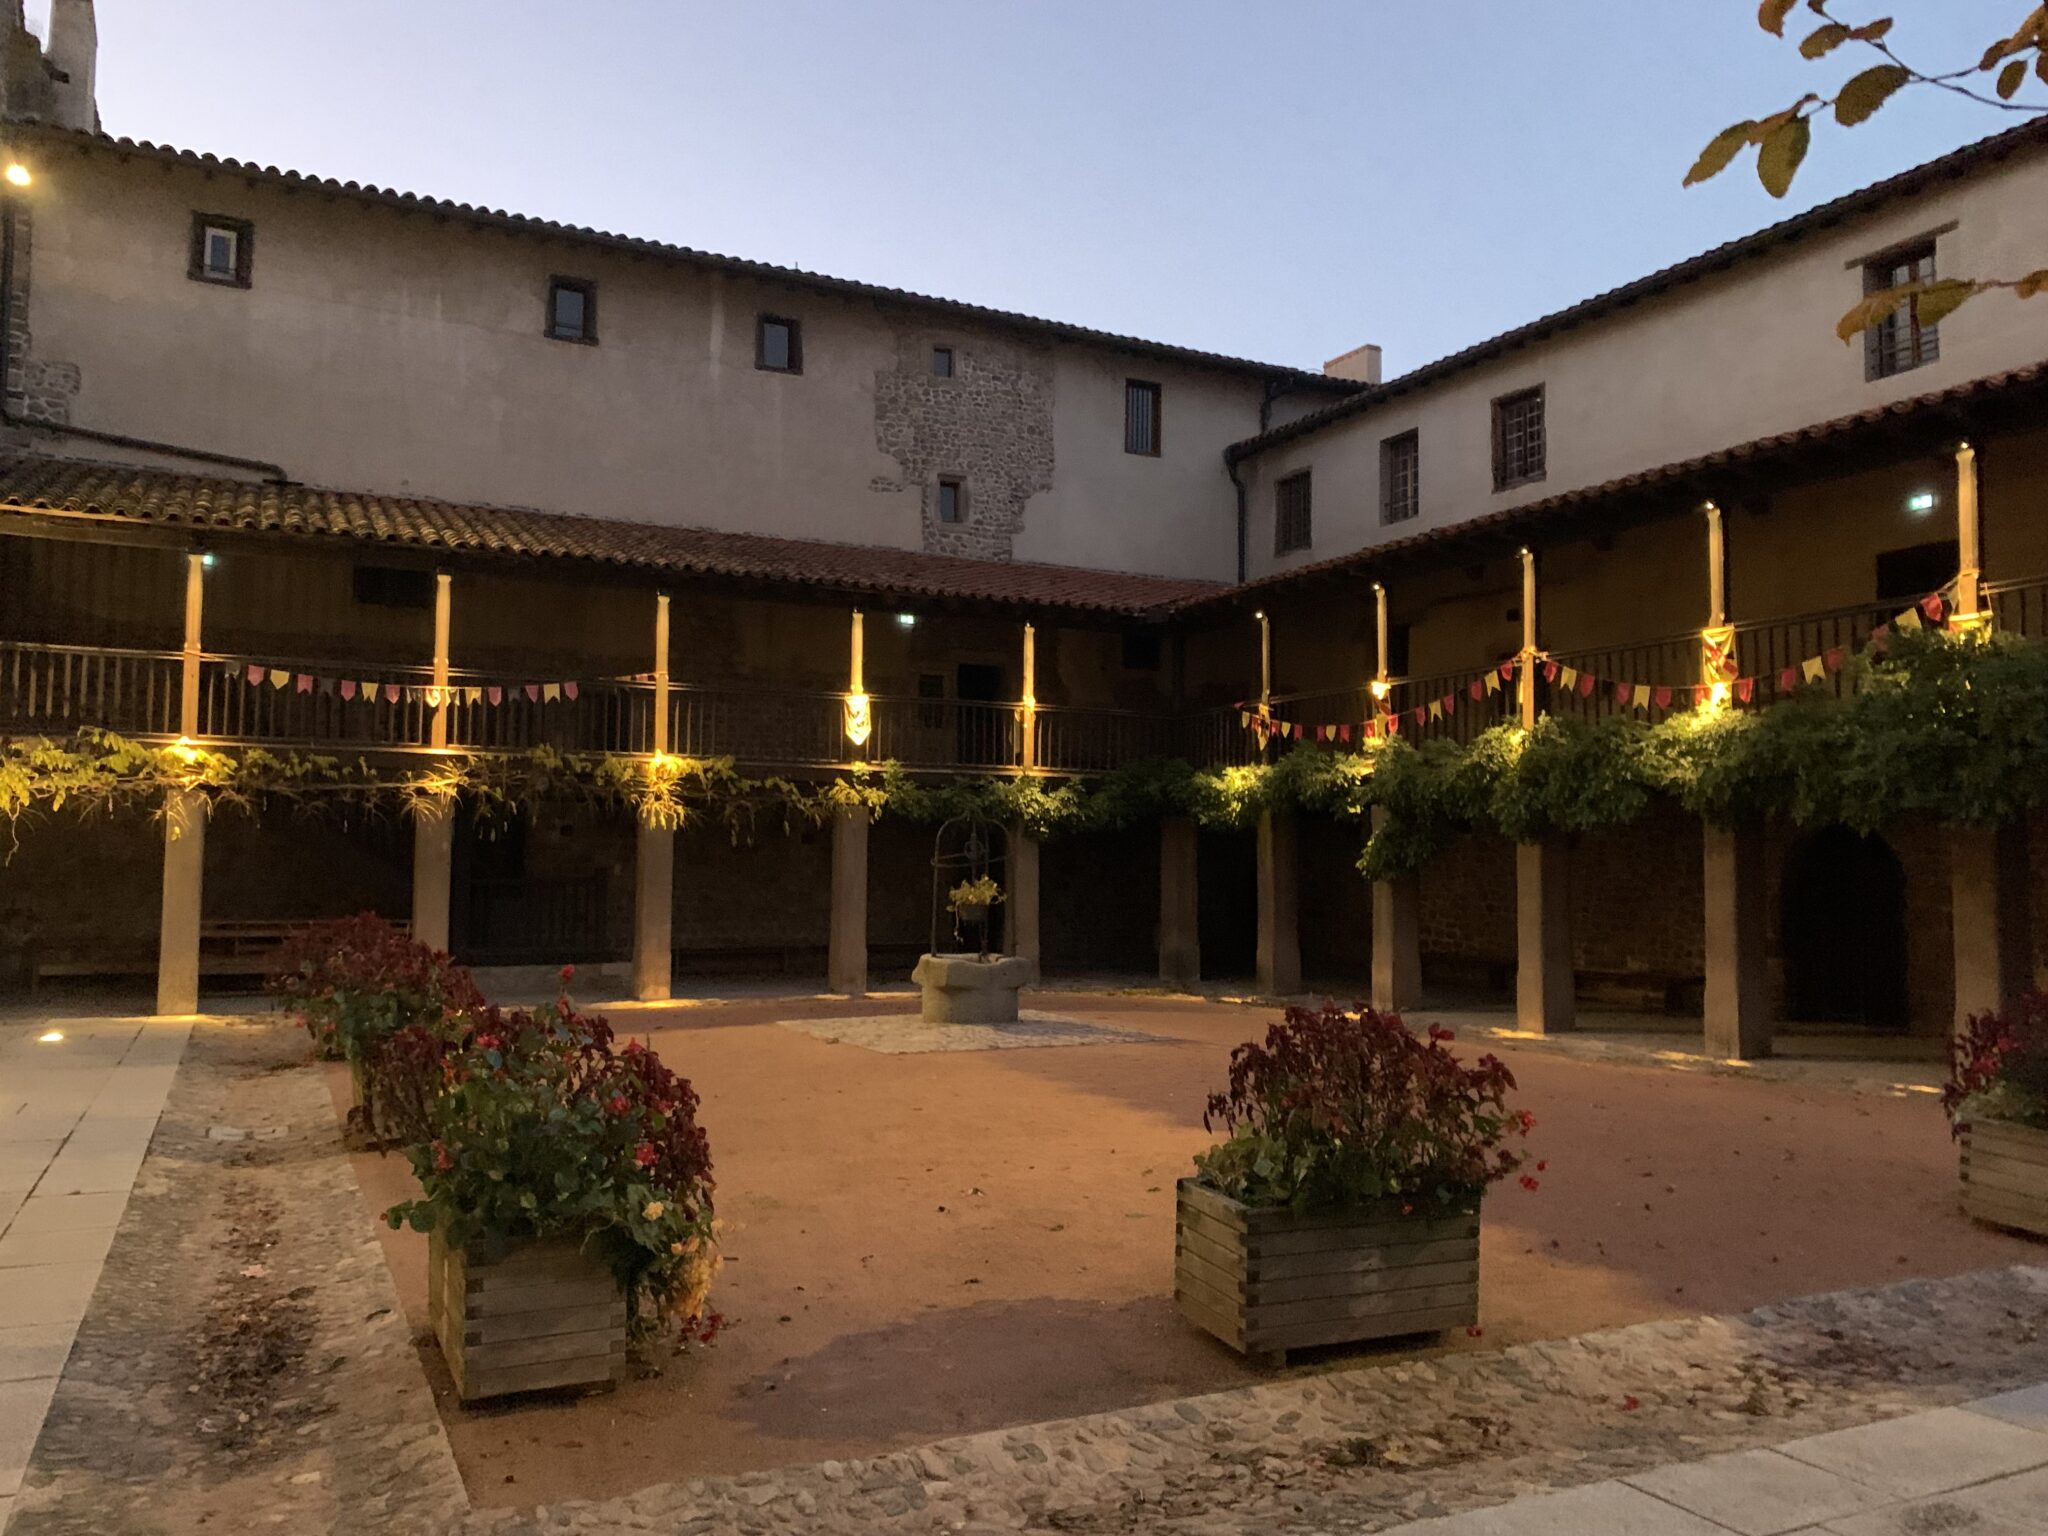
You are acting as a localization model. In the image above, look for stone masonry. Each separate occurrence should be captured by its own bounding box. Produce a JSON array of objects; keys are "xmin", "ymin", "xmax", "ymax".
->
[
  {"xmin": 3, "ymin": 205, "xmax": 81, "ymax": 426},
  {"xmin": 872, "ymin": 328, "xmax": 1054, "ymax": 561}
]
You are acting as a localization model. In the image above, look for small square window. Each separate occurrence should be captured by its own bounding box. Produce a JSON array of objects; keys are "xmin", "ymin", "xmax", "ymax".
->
[
  {"xmin": 1381, "ymin": 430, "xmax": 1420, "ymax": 524},
  {"xmin": 188, "ymin": 213, "xmax": 252, "ymax": 287},
  {"xmin": 757, "ymin": 315, "xmax": 802, "ymax": 373},
  {"xmin": 1275, "ymin": 470, "xmax": 1312, "ymax": 555},
  {"xmin": 932, "ymin": 346, "xmax": 954, "ymax": 378},
  {"xmin": 1865, "ymin": 240, "xmax": 1940, "ymax": 380},
  {"xmin": 546, "ymin": 277, "xmax": 597, "ymax": 343},
  {"xmin": 1121, "ymin": 631, "xmax": 1163, "ymax": 671},
  {"xmin": 351, "ymin": 565, "xmax": 435, "ymax": 610},
  {"xmin": 1125, "ymin": 379, "xmax": 1161, "ymax": 456},
  {"xmin": 937, "ymin": 477, "xmax": 966, "ymax": 525},
  {"xmin": 1492, "ymin": 387, "xmax": 1546, "ymax": 492}
]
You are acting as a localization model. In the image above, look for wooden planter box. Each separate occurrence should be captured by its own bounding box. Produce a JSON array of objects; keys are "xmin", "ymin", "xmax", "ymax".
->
[
  {"xmin": 1175, "ymin": 1178, "xmax": 1480, "ymax": 1365},
  {"xmin": 427, "ymin": 1229, "xmax": 629, "ymax": 1402},
  {"xmin": 1961, "ymin": 1120, "xmax": 2048, "ymax": 1239}
]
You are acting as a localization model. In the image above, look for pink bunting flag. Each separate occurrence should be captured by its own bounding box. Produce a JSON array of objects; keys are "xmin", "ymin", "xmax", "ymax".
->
[
  {"xmin": 383, "ymin": 683, "xmax": 400, "ymax": 704},
  {"xmin": 1499, "ymin": 661, "xmax": 1515, "ymax": 681},
  {"xmin": 1920, "ymin": 593, "xmax": 1944, "ymax": 621},
  {"xmin": 1653, "ymin": 686, "xmax": 1672, "ymax": 710},
  {"xmin": 1778, "ymin": 666, "xmax": 1798, "ymax": 691},
  {"xmin": 241, "ymin": 663, "xmax": 263, "ymax": 686},
  {"xmin": 487, "ymin": 686, "xmax": 502, "ymax": 706},
  {"xmin": 1615, "ymin": 681, "xmax": 1634, "ymax": 706},
  {"xmin": 1442, "ymin": 692, "xmax": 1456, "ymax": 715},
  {"xmin": 295, "ymin": 674, "xmax": 313, "ymax": 693},
  {"xmin": 1823, "ymin": 647, "xmax": 1844, "ymax": 673},
  {"xmin": 1386, "ymin": 713, "xmax": 1401, "ymax": 735},
  {"xmin": 563, "ymin": 681, "xmax": 579, "ymax": 701},
  {"xmin": 1469, "ymin": 679, "xmax": 1483, "ymax": 701},
  {"xmin": 1542, "ymin": 660, "xmax": 1559, "ymax": 683},
  {"xmin": 1337, "ymin": 724, "xmax": 1351, "ymax": 744},
  {"xmin": 1576, "ymin": 673, "xmax": 1595, "ymax": 698},
  {"xmin": 524, "ymin": 684, "xmax": 541, "ymax": 703},
  {"xmin": 340, "ymin": 679, "xmax": 357, "ymax": 701},
  {"xmin": 1411, "ymin": 706, "xmax": 1426, "ymax": 726}
]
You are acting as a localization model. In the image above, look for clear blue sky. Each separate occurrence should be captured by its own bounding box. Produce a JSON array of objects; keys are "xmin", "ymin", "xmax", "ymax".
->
[{"xmin": 54, "ymin": 1, "xmax": 2034, "ymax": 374}]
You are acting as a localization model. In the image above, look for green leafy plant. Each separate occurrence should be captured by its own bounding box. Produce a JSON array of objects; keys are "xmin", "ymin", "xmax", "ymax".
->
[
  {"xmin": 946, "ymin": 875, "xmax": 1004, "ymax": 916},
  {"xmin": 384, "ymin": 986, "xmax": 721, "ymax": 1344},
  {"xmin": 1194, "ymin": 1003, "xmax": 1538, "ymax": 1212}
]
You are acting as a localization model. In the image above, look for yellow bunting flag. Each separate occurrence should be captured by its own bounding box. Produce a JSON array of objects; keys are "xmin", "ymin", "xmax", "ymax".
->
[
  {"xmin": 1895, "ymin": 606, "xmax": 1922, "ymax": 633},
  {"xmin": 1558, "ymin": 666, "xmax": 1578, "ymax": 690},
  {"xmin": 465, "ymin": 687, "xmax": 482, "ymax": 705},
  {"xmin": 542, "ymin": 683, "xmax": 562, "ymax": 702},
  {"xmin": 1801, "ymin": 656, "xmax": 1826, "ymax": 684},
  {"xmin": 1427, "ymin": 700, "xmax": 1443, "ymax": 722},
  {"xmin": 268, "ymin": 669, "xmax": 290, "ymax": 689},
  {"xmin": 1484, "ymin": 670, "xmax": 1501, "ymax": 695}
]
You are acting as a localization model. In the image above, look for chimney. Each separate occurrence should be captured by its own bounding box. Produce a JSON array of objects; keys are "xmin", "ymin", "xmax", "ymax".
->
[
  {"xmin": 1323, "ymin": 343, "xmax": 1383, "ymax": 386},
  {"xmin": 44, "ymin": 0, "xmax": 96, "ymax": 131}
]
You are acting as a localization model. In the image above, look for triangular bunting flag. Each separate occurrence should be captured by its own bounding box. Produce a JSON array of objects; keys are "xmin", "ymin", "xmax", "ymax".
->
[
  {"xmin": 340, "ymin": 679, "xmax": 357, "ymax": 701},
  {"xmin": 1896, "ymin": 606, "xmax": 1923, "ymax": 633},
  {"xmin": 1737, "ymin": 678, "xmax": 1755, "ymax": 704},
  {"xmin": 1823, "ymin": 647, "xmax": 1844, "ymax": 673},
  {"xmin": 1427, "ymin": 700, "xmax": 1443, "ymax": 722},
  {"xmin": 1411, "ymin": 706, "xmax": 1426, "ymax": 727},
  {"xmin": 269, "ymin": 669, "xmax": 290, "ymax": 690},
  {"xmin": 524, "ymin": 684, "xmax": 541, "ymax": 703},
  {"xmin": 1558, "ymin": 665, "xmax": 1578, "ymax": 690},
  {"xmin": 1499, "ymin": 661, "xmax": 1515, "ymax": 681},
  {"xmin": 542, "ymin": 683, "xmax": 562, "ymax": 703},
  {"xmin": 1577, "ymin": 673, "xmax": 1595, "ymax": 698},
  {"xmin": 383, "ymin": 683, "xmax": 401, "ymax": 703},
  {"xmin": 1469, "ymin": 679, "xmax": 1484, "ymax": 701},
  {"xmin": 1801, "ymin": 656, "xmax": 1826, "ymax": 684},
  {"xmin": 1779, "ymin": 666, "xmax": 1798, "ymax": 691},
  {"xmin": 1337, "ymin": 724, "xmax": 1351, "ymax": 744},
  {"xmin": 1653, "ymin": 686, "xmax": 1672, "ymax": 710},
  {"xmin": 1614, "ymin": 681, "xmax": 1634, "ymax": 706},
  {"xmin": 245, "ymin": 663, "xmax": 265, "ymax": 686},
  {"xmin": 563, "ymin": 681, "xmax": 579, "ymax": 701},
  {"xmin": 295, "ymin": 674, "xmax": 313, "ymax": 694},
  {"xmin": 1484, "ymin": 670, "xmax": 1501, "ymax": 695},
  {"xmin": 1443, "ymin": 692, "xmax": 1456, "ymax": 716},
  {"xmin": 1542, "ymin": 660, "xmax": 1559, "ymax": 683},
  {"xmin": 487, "ymin": 686, "xmax": 503, "ymax": 706},
  {"xmin": 1920, "ymin": 593, "xmax": 1944, "ymax": 622},
  {"xmin": 424, "ymin": 687, "xmax": 443, "ymax": 707},
  {"xmin": 465, "ymin": 687, "xmax": 482, "ymax": 705}
]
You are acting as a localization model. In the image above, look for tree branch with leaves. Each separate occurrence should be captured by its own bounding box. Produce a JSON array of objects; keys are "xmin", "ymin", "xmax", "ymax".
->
[{"xmin": 1685, "ymin": 1, "xmax": 2048, "ymax": 339}]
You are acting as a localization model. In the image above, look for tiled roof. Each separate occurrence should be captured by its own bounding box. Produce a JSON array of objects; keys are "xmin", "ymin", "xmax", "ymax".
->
[
  {"xmin": 0, "ymin": 454, "xmax": 1223, "ymax": 618},
  {"xmin": 8, "ymin": 124, "xmax": 1355, "ymax": 394},
  {"xmin": 1226, "ymin": 117, "xmax": 2048, "ymax": 463},
  {"xmin": 1197, "ymin": 361, "xmax": 2048, "ymax": 612}
]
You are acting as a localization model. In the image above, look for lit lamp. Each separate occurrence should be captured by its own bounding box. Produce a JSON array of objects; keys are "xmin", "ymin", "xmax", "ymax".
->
[{"xmin": 4, "ymin": 163, "xmax": 30, "ymax": 189}]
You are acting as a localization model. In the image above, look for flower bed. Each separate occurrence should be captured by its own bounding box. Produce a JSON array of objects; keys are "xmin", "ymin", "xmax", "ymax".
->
[
  {"xmin": 1946, "ymin": 991, "xmax": 2048, "ymax": 1239},
  {"xmin": 1178, "ymin": 1004, "xmax": 1536, "ymax": 1363},
  {"xmin": 385, "ymin": 986, "xmax": 721, "ymax": 1399},
  {"xmin": 269, "ymin": 913, "xmax": 483, "ymax": 1142}
]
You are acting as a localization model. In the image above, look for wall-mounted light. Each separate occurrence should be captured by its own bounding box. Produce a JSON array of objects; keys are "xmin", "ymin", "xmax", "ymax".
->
[
  {"xmin": 895, "ymin": 613, "xmax": 916, "ymax": 629},
  {"xmin": 1906, "ymin": 491, "xmax": 1937, "ymax": 516},
  {"xmin": 37, "ymin": 1029, "xmax": 63, "ymax": 1043},
  {"xmin": 1369, "ymin": 679, "xmax": 1390, "ymax": 701},
  {"xmin": 4, "ymin": 163, "xmax": 31, "ymax": 189},
  {"xmin": 199, "ymin": 552, "xmax": 218, "ymax": 569}
]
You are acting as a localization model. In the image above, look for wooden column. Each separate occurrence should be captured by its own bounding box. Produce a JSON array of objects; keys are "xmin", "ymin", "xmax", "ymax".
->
[
  {"xmin": 1370, "ymin": 581, "xmax": 1392, "ymax": 717},
  {"xmin": 827, "ymin": 806, "xmax": 869, "ymax": 995},
  {"xmin": 1019, "ymin": 620, "xmax": 1037, "ymax": 771},
  {"xmin": 1255, "ymin": 808, "xmax": 1300, "ymax": 997},
  {"xmin": 1702, "ymin": 822, "xmax": 1771, "ymax": 1059},
  {"xmin": 1955, "ymin": 441, "xmax": 1984, "ymax": 626},
  {"xmin": 179, "ymin": 552, "xmax": 203, "ymax": 737},
  {"xmin": 430, "ymin": 570, "xmax": 452, "ymax": 750},
  {"xmin": 1517, "ymin": 547, "xmax": 1538, "ymax": 728},
  {"xmin": 651, "ymin": 592, "xmax": 671, "ymax": 755},
  {"xmin": 844, "ymin": 608, "xmax": 869, "ymax": 760},
  {"xmin": 159, "ymin": 553, "xmax": 207, "ymax": 1015},
  {"xmin": 1701, "ymin": 501, "xmax": 1735, "ymax": 696},
  {"xmin": 1369, "ymin": 806, "xmax": 1422, "ymax": 1013},
  {"xmin": 1952, "ymin": 821, "xmax": 2033, "ymax": 1033},
  {"xmin": 1158, "ymin": 816, "xmax": 1200, "ymax": 986}
]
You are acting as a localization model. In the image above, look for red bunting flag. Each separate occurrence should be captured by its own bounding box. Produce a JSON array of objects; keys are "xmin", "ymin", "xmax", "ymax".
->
[
  {"xmin": 1823, "ymin": 647, "xmax": 1844, "ymax": 673},
  {"xmin": 295, "ymin": 674, "xmax": 314, "ymax": 694},
  {"xmin": 1615, "ymin": 681, "xmax": 1634, "ymax": 706},
  {"xmin": 383, "ymin": 683, "xmax": 401, "ymax": 704},
  {"xmin": 1443, "ymin": 693, "xmax": 1456, "ymax": 716},
  {"xmin": 1542, "ymin": 659, "xmax": 1559, "ymax": 683},
  {"xmin": 1499, "ymin": 661, "xmax": 1515, "ymax": 681},
  {"xmin": 524, "ymin": 684, "xmax": 541, "ymax": 702},
  {"xmin": 1469, "ymin": 679, "xmax": 1484, "ymax": 701},
  {"xmin": 1653, "ymin": 686, "xmax": 1672, "ymax": 710},
  {"xmin": 1920, "ymin": 593, "xmax": 1944, "ymax": 621},
  {"xmin": 245, "ymin": 663, "xmax": 264, "ymax": 686},
  {"xmin": 1576, "ymin": 673, "xmax": 1595, "ymax": 698},
  {"xmin": 340, "ymin": 679, "xmax": 357, "ymax": 701},
  {"xmin": 1411, "ymin": 706, "xmax": 1425, "ymax": 726},
  {"xmin": 564, "ymin": 681, "xmax": 580, "ymax": 701},
  {"xmin": 1737, "ymin": 677, "xmax": 1756, "ymax": 703},
  {"xmin": 1338, "ymin": 724, "xmax": 1352, "ymax": 743},
  {"xmin": 1778, "ymin": 666, "xmax": 1797, "ymax": 691}
]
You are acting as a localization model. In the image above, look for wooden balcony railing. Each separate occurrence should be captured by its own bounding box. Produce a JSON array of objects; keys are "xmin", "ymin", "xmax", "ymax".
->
[{"xmin": 0, "ymin": 641, "xmax": 183, "ymax": 738}]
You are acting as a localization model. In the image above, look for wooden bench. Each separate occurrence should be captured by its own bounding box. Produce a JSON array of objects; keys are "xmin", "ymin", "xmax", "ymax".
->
[{"xmin": 32, "ymin": 919, "xmax": 302, "ymax": 993}]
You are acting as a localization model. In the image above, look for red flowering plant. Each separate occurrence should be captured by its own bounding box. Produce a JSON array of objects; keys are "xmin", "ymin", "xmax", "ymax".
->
[
  {"xmin": 269, "ymin": 913, "xmax": 483, "ymax": 1065},
  {"xmin": 1195, "ymin": 1003, "xmax": 1538, "ymax": 1212},
  {"xmin": 1944, "ymin": 990, "xmax": 2048, "ymax": 1134},
  {"xmin": 384, "ymin": 985, "xmax": 721, "ymax": 1345}
]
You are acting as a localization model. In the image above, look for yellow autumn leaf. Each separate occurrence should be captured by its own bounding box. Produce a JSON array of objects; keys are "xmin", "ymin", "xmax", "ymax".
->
[
  {"xmin": 1834, "ymin": 64, "xmax": 1910, "ymax": 125},
  {"xmin": 1684, "ymin": 121, "xmax": 1758, "ymax": 187},
  {"xmin": 1756, "ymin": 115, "xmax": 1810, "ymax": 198}
]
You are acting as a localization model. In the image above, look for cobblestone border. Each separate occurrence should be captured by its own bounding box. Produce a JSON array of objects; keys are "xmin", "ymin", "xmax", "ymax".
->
[
  {"xmin": 9, "ymin": 1018, "xmax": 466, "ymax": 1536},
  {"xmin": 466, "ymin": 1264, "xmax": 2048, "ymax": 1536}
]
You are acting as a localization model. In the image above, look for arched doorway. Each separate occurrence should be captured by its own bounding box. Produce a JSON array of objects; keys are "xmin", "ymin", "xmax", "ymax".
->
[{"xmin": 1781, "ymin": 826, "xmax": 1909, "ymax": 1030}]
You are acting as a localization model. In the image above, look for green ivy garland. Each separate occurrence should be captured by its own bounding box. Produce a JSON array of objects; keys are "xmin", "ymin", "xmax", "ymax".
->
[{"xmin": 5, "ymin": 631, "xmax": 2045, "ymax": 881}]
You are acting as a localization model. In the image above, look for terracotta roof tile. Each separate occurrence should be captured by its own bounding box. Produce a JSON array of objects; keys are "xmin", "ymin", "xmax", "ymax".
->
[{"xmin": 0, "ymin": 454, "xmax": 1223, "ymax": 618}]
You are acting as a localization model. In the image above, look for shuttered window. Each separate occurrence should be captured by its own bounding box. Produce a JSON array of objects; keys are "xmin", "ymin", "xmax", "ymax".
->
[
  {"xmin": 1381, "ymin": 431, "xmax": 1419, "ymax": 524},
  {"xmin": 1492, "ymin": 387, "xmax": 1546, "ymax": 491},
  {"xmin": 1866, "ymin": 243, "xmax": 1940, "ymax": 380},
  {"xmin": 1125, "ymin": 380, "xmax": 1161, "ymax": 456},
  {"xmin": 1275, "ymin": 470, "xmax": 1312, "ymax": 554}
]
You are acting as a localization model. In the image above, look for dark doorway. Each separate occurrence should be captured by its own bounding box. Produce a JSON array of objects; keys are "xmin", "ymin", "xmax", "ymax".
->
[
  {"xmin": 450, "ymin": 804, "xmax": 610, "ymax": 964},
  {"xmin": 1781, "ymin": 826, "xmax": 1909, "ymax": 1030},
  {"xmin": 955, "ymin": 662, "xmax": 1007, "ymax": 766},
  {"xmin": 1875, "ymin": 540, "xmax": 1957, "ymax": 606},
  {"xmin": 1197, "ymin": 827, "xmax": 1258, "ymax": 982}
]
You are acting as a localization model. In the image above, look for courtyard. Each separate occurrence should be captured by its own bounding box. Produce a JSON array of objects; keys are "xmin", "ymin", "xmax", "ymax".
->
[{"xmin": 7, "ymin": 983, "xmax": 2044, "ymax": 1534}]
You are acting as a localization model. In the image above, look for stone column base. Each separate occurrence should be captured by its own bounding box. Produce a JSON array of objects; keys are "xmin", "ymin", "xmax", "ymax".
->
[{"xmin": 1516, "ymin": 837, "xmax": 1573, "ymax": 1034}]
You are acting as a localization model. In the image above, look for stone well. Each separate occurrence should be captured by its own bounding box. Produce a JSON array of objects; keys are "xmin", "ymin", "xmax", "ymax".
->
[{"xmin": 912, "ymin": 953, "xmax": 1033, "ymax": 1024}]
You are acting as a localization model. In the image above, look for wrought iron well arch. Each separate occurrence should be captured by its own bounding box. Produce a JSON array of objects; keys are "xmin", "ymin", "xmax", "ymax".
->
[{"xmin": 930, "ymin": 814, "xmax": 1008, "ymax": 959}]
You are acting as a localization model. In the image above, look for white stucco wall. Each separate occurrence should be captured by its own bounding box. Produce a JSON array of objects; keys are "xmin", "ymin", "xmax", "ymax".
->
[
  {"xmin": 14, "ymin": 146, "xmax": 1330, "ymax": 581},
  {"xmin": 1238, "ymin": 145, "xmax": 2048, "ymax": 579}
]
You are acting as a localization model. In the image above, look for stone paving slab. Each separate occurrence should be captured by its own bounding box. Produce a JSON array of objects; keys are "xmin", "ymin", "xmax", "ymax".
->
[{"xmin": 777, "ymin": 1010, "xmax": 1163, "ymax": 1054}]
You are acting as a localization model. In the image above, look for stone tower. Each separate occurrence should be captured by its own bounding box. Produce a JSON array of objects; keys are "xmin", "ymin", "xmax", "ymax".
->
[{"xmin": 1, "ymin": 0, "xmax": 98, "ymax": 131}]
